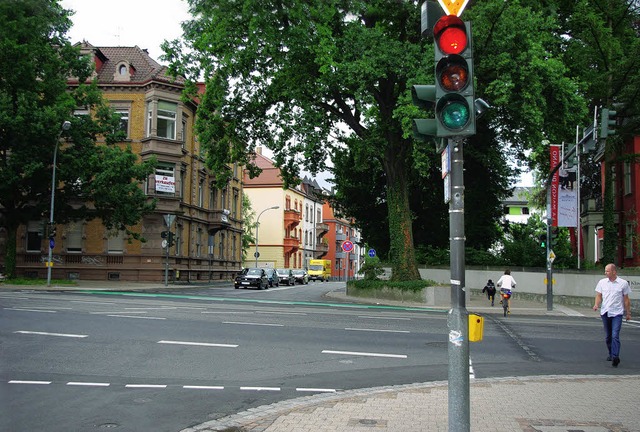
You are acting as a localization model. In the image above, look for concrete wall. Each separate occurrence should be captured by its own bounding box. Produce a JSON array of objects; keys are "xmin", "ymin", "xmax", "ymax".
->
[{"xmin": 382, "ymin": 267, "xmax": 640, "ymax": 311}]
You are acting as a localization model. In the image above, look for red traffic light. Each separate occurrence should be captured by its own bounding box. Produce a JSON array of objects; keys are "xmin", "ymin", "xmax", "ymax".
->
[{"xmin": 434, "ymin": 15, "xmax": 468, "ymax": 55}]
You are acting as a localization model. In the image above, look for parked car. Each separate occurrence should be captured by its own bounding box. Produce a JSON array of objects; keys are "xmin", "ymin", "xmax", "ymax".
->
[
  {"xmin": 234, "ymin": 267, "xmax": 268, "ymax": 290},
  {"xmin": 292, "ymin": 269, "xmax": 309, "ymax": 285},
  {"xmin": 264, "ymin": 268, "xmax": 280, "ymax": 287},
  {"xmin": 276, "ymin": 268, "xmax": 295, "ymax": 286}
]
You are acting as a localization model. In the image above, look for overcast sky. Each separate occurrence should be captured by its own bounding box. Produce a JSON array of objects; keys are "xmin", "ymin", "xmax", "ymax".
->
[{"xmin": 61, "ymin": 0, "xmax": 191, "ymax": 63}]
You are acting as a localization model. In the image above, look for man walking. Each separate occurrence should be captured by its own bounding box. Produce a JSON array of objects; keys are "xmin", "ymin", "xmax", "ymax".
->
[{"xmin": 593, "ymin": 264, "xmax": 632, "ymax": 367}]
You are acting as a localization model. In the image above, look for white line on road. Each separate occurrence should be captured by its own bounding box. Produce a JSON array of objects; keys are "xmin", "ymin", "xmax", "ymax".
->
[
  {"xmin": 158, "ymin": 340, "xmax": 238, "ymax": 348},
  {"xmin": 9, "ymin": 380, "xmax": 51, "ymax": 385},
  {"xmin": 14, "ymin": 331, "xmax": 88, "ymax": 338},
  {"xmin": 5, "ymin": 308, "xmax": 56, "ymax": 313},
  {"xmin": 357, "ymin": 315, "xmax": 411, "ymax": 321},
  {"xmin": 67, "ymin": 382, "xmax": 110, "ymax": 387},
  {"xmin": 240, "ymin": 386, "xmax": 281, "ymax": 391},
  {"xmin": 106, "ymin": 315, "xmax": 166, "ymax": 320},
  {"xmin": 125, "ymin": 384, "xmax": 167, "ymax": 389},
  {"xmin": 201, "ymin": 311, "xmax": 254, "ymax": 314},
  {"xmin": 222, "ymin": 321, "xmax": 284, "ymax": 327},
  {"xmin": 345, "ymin": 328, "xmax": 410, "ymax": 334},
  {"xmin": 322, "ymin": 350, "xmax": 407, "ymax": 359},
  {"xmin": 296, "ymin": 388, "xmax": 337, "ymax": 393},
  {"xmin": 125, "ymin": 307, "xmax": 177, "ymax": 310},
  {"xmin": 183, "ymin": 385, "xmax": 225, "ymax": 390},
  {"xmin": 71, "ymin": 300, "xmax": 116, "ymax": 305},
  {"xmin": 256, "ymin": 311, "xmax": 307, "ymax": 316},
  {"xmin": 91, "ymin": 311, "xmax": 148, "ymax": 314}
]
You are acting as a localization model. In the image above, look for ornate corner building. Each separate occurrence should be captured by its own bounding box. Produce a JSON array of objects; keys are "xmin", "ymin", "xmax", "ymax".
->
[{"xmin": 11, "ymin": 43, "xmax": 243, "ymax": 282}]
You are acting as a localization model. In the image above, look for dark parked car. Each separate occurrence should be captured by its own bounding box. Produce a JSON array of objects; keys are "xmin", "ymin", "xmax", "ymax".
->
[
  {"xmin": 234, "ymin": 268, "xmax": 268, "ymax": 290},
  {"xmin": 292, "ymin": 269, "xmax": 309, "ymax": 285},
  {"xmin": 276, "ymin": 268, "xmax": 295, "ymax": 286},
  {"xmin": 264, "ymin": 268, "xmax": 280, "ymax": 287}
]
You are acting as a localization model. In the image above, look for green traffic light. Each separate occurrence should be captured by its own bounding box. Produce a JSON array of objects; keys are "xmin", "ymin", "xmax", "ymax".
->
[{"xmin": 440, "ymin": 100, "xmax": 470, "ymax": 130}]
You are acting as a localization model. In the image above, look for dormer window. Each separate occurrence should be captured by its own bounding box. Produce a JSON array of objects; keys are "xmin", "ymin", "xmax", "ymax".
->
[{"xmin": 114, "ymin": 61, "xmax": 132, "ymax": 81}]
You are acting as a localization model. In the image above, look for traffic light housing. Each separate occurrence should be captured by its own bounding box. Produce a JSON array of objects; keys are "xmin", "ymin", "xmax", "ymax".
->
[
  {"xmin": 539, "ymin": 233, "xmax": 546, "ymax": 248},
  {"xmin": 550, "ymin": 227, "xmax": 559, "ymax": 248},
  {"xmin": 600, "ymin": 108, "xmax": 617, "ymax": 139},
  {"xmin": 161, "ymin": 231, "xmax": 168, "ymax": 239},
  {"xmin": 167, "ymin": 231, "xmax": 175, "ymax": 247},
  {"xmin": 411, "ymin": 85, "xmax": 437, "ymax": 140},
  {"xmin": 433, "ymin": 15, "xmax": 475, "ymax": 137}
]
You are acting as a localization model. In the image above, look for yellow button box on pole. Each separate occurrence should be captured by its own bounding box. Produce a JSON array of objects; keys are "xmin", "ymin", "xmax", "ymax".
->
[{"xmin": 468, "ymin": 313, "xmax": 483, "ymax": 342}]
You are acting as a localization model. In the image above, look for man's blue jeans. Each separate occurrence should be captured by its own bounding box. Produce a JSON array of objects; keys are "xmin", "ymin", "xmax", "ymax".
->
[{"xmin": 601, "ymin": 313, "xmax": 623, "ymax": 358}]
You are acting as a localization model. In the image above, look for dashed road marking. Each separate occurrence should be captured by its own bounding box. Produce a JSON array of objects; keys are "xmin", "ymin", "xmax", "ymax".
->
[
  {"xmin": 322, "ymin": 350, "xmax": 407, "ymax": 359},
  {"xmin": 14, "ymin": 331, "xmax": 87, "ymax": 338}
]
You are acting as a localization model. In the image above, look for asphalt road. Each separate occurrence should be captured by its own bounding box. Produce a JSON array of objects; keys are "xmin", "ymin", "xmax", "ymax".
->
[{"xmin": 2, "ymin": 282, "xmax": 639, "ymax": 432}]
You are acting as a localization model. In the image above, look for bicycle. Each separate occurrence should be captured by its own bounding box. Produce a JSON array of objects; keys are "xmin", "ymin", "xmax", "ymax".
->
[{"xmin": 500, "ymin": 288, "xmax": 512, "ymax": 317}]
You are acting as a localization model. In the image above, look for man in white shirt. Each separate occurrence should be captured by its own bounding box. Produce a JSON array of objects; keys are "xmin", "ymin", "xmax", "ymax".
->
[{"xmin": 593, "ymin": 263, "xmax": 632, "ymax": 367}]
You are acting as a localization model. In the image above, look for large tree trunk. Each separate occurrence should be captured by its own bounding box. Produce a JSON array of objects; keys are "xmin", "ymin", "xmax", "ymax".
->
[{"xmin": 383, "ymin": 144, "xmax": 420, "ymax": 281}]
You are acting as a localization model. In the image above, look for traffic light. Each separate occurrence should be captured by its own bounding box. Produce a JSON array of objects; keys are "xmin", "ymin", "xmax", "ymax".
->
[
  {"xmin": 433, "ymin": 15, "xmax": 475, "ymax": 137},
  {"xmin": 167, "ymin": 231, "xmax": 175, "ymax": 247},
  {"xmin": 550, "ymin": 227, "xmax": 559, "ymax": 248},
  {"xmin": 161, "ymin": 231, "xmax": 168, "ymax": 239},
  {"xmin": 411, "ymin": 84, "xmax": 437, "ymax": 140},
  {"xmin": 48, "ymin": 223, "xmax": 56, "ymax": 239},
  {"xmin": 600, "ymin": 108, "xmax": 617, "ymax": 139},
  {"xmin": 539, "ymin": 233, "xmax": 546, "ymax": 248}
]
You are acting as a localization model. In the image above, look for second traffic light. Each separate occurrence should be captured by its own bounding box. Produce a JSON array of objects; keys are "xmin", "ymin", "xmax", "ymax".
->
[
  {"xmin": 600, "ymin": 108, "xmax": 617, "ymax": 139},
  {"xmin": 433, "ymin": 15, "xmax": 475, "ymax": 137}
]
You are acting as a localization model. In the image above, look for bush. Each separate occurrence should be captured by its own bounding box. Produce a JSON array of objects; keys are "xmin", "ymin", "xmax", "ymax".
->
[
  {"xmin": 348, "ymin": 278, "xmax": 438, "ymax": 293},
  {"xmin": 358, "ymin": 256, "xmax": 385, "ymax": 280}
]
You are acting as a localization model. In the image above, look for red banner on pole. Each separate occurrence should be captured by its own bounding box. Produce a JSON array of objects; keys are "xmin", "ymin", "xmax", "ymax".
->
[{"xmin": 550, "ymin": 145, "xmax": 561, "ymax": 227}]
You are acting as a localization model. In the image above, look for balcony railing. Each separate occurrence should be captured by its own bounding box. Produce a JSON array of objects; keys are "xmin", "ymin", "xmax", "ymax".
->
[
  {"xmin": 315, "ymin": 222, "xmax": 329, "ymax": 234},
  {"xmin": 283, "ymin": 236, "xmax": 300, "ymax": 252}
]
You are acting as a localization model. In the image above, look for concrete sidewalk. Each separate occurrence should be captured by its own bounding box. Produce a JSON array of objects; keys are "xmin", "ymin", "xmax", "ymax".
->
[{"xmin": 185, "ymin": 375, "xmax": 640, "ymax": 432}]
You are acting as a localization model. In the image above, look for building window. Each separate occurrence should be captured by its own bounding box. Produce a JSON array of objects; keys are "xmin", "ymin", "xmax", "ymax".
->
[
  {"xmin": 285, "ymin": 196, "xmax": 291, "ymax": 210},
  {"xmin": 181, "ymin": 116, "xmax": 187, "ymax": 148},
  {"xmin": 154, "ymin": 164, "xmax": 175, "ymax": 196},
  {"xmin": 175, "ymin": 224, "xmax": 182, "ymax": 256},
  {"xmin": 66, "ymin": 222, "xmax": 83, "ymax": 253},
  {"xmin": 522, "ymin": 207, "xmax": 530, "ymax": 215},
  {"xmin": 625, "ymin": 223, "xmax": 634, "ymax": 259},
  {"xmin": 198, "ymin": 178, "xmax": 204, "ymax": 207},
  {"xmin": 26, "ymin": 221, "xmax": 42, "ymax": 252},
  {"xmin": 624, "ymin": 162, "xmax": 632, "ymax": 195},
  {"xmin": 156, "ymin": 101, "xmax": 177, "ymax": 139},
  {"xmin": 116, "ymin": 110, "xmax": 129, "ymax": 138},
  {"xmin": 196, "ymin": 227, "xmax": 202, "ymax": 257},
  {"xmin": 209, "ymin": 185, "xmax": 217, "ymax": 210},
  {"xmin": 218, "ymin": 232, "xmax": 225, "ymax": 259},
  {"xmin": 107, "ymin": 230, "xmax": 125, "ymax": 254},
  {"xmin": 232, "ymin": 234, "xmax": 237, "ymax": 261},
  {"xmin": 180, "ymin": 169, "xmax": 186, "ymax": 199},
  {"xmin": 221, "ymin": 187, "xmax": 227, "ymax": 210},
  {"xmin": 232, "ymin": 190, "xmax": 239, "ymax": 218}
]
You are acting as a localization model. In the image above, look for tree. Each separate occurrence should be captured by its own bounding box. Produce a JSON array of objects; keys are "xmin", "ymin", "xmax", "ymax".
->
[
  {"xmin": 163, "ymin": 0, "xmax": 595, "ymax": 280},
  {"xmin": 0, "ymin": 0, "xmax": 155, "ymax": 278},
  {"xmin": 241, "ymin": 193, "xmax": 256, "ymax": 262}
]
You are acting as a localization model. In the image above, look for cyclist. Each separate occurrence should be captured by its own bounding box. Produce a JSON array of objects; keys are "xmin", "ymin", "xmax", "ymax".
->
[{"xmin": 496, "ymin": 269, "xmax": 517, "ymax": 314}]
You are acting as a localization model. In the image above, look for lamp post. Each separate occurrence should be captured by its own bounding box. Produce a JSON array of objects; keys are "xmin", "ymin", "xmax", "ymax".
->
[
  {"xmin": 254, "ymin": 206, "xmax": 279, "ymax": 267},
  {"xmin": 46, "ymin": 120, "xmax": 71, "ymax": 287}
]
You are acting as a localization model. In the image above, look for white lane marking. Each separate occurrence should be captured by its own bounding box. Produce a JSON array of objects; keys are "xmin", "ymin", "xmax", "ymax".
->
[
  {"xmin": 14, "ymin": 331, "xmax": 87, "ymax": 338},
  {"xmin": 296, "ymin": 388, "xmax": 337, "ymax": 393},
  {"xmin": 183, "ymin": 385, "xmax": 224, "ymax": 390},
  {"xmin": 0, "ymin": 296, "xmax": 30, "ymax": 299},
  {"xmin": 322, "ymin": 350, "xmax": 407, "ymax": 359},
  {"xmin": 106, "ymin": 315, "xmax": 165, "ymax": 320},
  {"xmin": 5, "ymin": 308, "xmax": 56, "ymax": 313},
  {"xmin": 91, "ymin": 311, "xmax": 148, "ymax": 314},
  {"xmin": 222, "ymin": 321, "xmax": 284, "ymax": 327},
  {"xmin": 255, "ymin": 311, "xmax": 307, "ymax": 316},
  {"xmin": 125, "ymin": 307, "xmax": 176, "ymax": 310},
  {"xmin": 125, "ymin": 384, "xmax": 167, "ymax": 388},
  {"xmin": 9, "ymin": 380, "xmax": 51, "ymax": 385},
  {"xmin": 469, "ymin": 359, "xmax": 475, "ymax": 380},
  {"xmin": 67, "ymin": 382, "xmax": 110, "ymax": 387},
  {"xmin": 357, "ymin": 315, "xmax": 411, "ymax": 321},
  {"xmin": 158, "ymin": 340, "xmax": 238, "ymax": 348},
  {"xmin": 240, "ymin": 386, "xmax": 281, "ymax": 391},
  {"xmin": 201, "ymin": 311, "xmax": 254, "ymax": 314},
  {"xmin": 71, "ymin": 300, "xmax": 116, "ymax": 305},
  {"xmin": 345, "ymin": 328, "xmax": 410, "ymax": 334}
]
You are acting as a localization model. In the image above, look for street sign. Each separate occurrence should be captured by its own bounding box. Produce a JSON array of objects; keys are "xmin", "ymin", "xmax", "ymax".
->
[
  {"xmin": 341, "ymin": 240, "xmax": 354, "ymax": 253},
  {"xmin": 49, "ymin": 239, "xmax": 55, "ymax": 249},
  {"xmin": 548, "ymin": 250, "xmax": 556, "ymax": 263},
  {"xmin": 368, "ymin": 248, "xmax": 376, "ymax": 258},
  {"xmin": 163, "ymin": 214, "xmax": 176, "ymax": 227},
  {"xmin": 437, "ymin": 0, "xmax": 470, "ymax": 16},
  {"xmin": 254, "ymin": 251, "xmax": 260, "ymax": 258}
]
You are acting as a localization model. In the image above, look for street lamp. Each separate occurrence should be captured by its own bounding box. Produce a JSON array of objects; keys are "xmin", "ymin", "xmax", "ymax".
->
[
  {"xmin": 254, "ymin": 206, "xmax": 279, "ymax": 267},
  {"xmin": 46, "ymin": 120, "xmax": 71, "ymax": 287}
]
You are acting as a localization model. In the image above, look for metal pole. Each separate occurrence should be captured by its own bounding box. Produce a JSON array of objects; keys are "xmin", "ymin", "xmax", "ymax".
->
[
  {"xmin": 46, "ymin": 121, "xmax": 71, "ymax": 287},
  {"xmin": 255, "ymin": 206, "xmax": 279, "ymax": 267},
  {"xmin": 447, "ymin": 139, "xmax": 469, "ymax": 431},
  {"xmin": 164, "ymin": 243, "xmax": 169, "ymax": 287}
]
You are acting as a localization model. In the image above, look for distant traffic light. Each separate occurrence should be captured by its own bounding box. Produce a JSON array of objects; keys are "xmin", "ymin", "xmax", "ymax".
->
[
  {"xmin": 167, "ymin": 231, "xmax": 175, "ymax": 247},
  {"xmin": 161, "ymin": 231, "xmax": 169, "ymax": 239},
  {"xmin": 433, "ymin": 15, "xmax": 475, "ymax": 137},
  {"xmin": 600, "ymin": 108, "xmax": 617, "ymax": 139},
  {"xmin": 550, "ymin": 227, "xmax": 559, "ymax": 248},
  {"xmin": 539, "ymin": 233, "xmax": 547, "ymax": 248}
]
